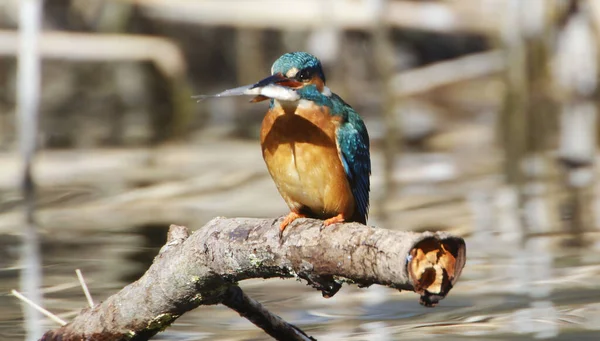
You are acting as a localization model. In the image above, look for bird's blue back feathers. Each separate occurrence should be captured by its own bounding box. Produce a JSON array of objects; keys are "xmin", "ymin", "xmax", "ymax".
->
[{"xmin": 332, "ymin": 95, "xmax": 370, "ymax": 224}]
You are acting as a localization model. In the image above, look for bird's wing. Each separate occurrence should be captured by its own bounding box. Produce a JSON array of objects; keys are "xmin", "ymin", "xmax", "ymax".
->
[{"xmin": 336, "ymin": 111, "xmax": 371, "ymax": 224}]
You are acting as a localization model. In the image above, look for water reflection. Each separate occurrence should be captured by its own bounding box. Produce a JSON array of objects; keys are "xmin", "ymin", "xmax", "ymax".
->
[
  {"xmin": 360, "ymin": 321, "xmax": 392, "ymax": 341},
  {"xmin": 511, "ymin": 301, "xmax": 558, "ymax": 339},
  {"xmin": 2, "ymin": 148, "xmax": 600, "ymax": 340}
]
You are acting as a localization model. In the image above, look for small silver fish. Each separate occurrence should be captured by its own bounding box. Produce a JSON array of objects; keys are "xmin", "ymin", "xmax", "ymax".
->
[
  {"xmin": 192, "ymin": 83, "xmax": 300, "ymax": 103},
  {"xmin": 193, "ymin": 73, "xmax": 302, "ymax": 103}
]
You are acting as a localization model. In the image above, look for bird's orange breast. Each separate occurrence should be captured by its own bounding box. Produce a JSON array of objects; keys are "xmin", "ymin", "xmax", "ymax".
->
[{"xmin": 260, "ymin": 100, "xmax": 355, "ymax": 219}]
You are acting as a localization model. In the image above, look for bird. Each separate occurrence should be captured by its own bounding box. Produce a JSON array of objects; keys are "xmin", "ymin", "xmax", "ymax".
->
[
  {"xmin": 194, "ymin": 52, "xmax": 370, "ymax": 236},
  {"xmin": 256, "ymin": 52, "xmax": 371, "ymax": 236}
]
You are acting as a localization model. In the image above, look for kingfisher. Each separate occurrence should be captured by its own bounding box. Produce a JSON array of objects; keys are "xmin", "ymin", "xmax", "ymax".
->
[{"xmin": 196, "ymin": 52, "xmax": 370, "ymax": 235}]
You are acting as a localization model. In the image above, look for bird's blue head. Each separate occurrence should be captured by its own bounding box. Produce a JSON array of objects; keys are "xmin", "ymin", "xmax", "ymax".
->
[
  {"xmin": 270, "ymin": 52, "xmax": 326, "ymax": 85},
  {"xmin": 194, "ymin": 52, "xmax": 332, "ymax": 104},
  {"xmin": 240, "ymin": 52, "xmax": 330, "ymax": 103}
]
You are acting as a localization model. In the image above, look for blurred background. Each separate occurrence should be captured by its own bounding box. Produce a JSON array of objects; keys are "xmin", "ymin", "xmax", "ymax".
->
[{"xmin": 2, "ymin": 0, "xmax": 600, "ymax": 340}]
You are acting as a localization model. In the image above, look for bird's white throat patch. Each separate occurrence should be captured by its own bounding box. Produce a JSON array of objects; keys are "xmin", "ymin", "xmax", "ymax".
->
[
  {"xmin": 270, "ymin": 85, "xmax": 332, "ymax": 104},
  {"xmin": 266, "ymin": 82, "xmax": 334, "ymax": 115},
  {"xmin": 275, "ymin": 99, "xmax": 321, "ymax": 114}
]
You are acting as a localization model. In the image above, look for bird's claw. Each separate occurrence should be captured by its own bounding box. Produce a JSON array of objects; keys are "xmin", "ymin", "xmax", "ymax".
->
[
  {"xmin": 278, "ymin": 211, "xmax": 304, "ymax": 243},
  {"xmin": 323, "ymin": 213, "xmax": 345, "ymax": 227}
]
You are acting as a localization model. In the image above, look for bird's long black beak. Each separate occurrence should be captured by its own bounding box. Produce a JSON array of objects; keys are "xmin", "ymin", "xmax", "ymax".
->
[
  {"xmin": 252, "ymin": 73, "xmax": 302, "ymax": 89},
  {"xmin": 251, "ymin": 73, "xmax": 288, "ymax": 89},
  {"xmin": 248, "ymin": 73, "xmax": 303, "ymax": 102}
]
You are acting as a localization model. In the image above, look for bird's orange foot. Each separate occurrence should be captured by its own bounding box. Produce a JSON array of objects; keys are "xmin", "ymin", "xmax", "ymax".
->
[
  {"xmin": 323, "ymin": 213, "xmax": 345, "ymax": 227},
  {"xmin": 279, "ymin": 211, "xmax": 305, "ymax": 238}
]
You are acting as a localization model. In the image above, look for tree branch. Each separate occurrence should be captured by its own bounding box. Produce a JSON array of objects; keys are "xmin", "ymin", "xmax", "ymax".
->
[
  {"xmin": 222, "ymin": 285, "xmax": 315, "ymax": 341},
  {"xmin": 41, "ymin": 217, "xmax": 466, "ymax": 340}
]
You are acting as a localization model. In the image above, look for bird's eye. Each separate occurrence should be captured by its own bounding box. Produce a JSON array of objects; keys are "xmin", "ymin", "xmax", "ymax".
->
[{"xmin": 296, "ymin": 69, "xmax": 312, "ymax": 82}]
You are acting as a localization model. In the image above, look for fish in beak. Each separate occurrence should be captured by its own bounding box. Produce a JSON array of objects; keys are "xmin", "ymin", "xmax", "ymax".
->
[{"xmin": 193, "ymin": 73, "xmax": 303, "ymax": 103}]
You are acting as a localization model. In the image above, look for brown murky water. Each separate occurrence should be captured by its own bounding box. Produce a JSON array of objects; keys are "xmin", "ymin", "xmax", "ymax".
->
[{"xmin": 1, "ymin": 141, "xmax": 600, "ymax": 340}]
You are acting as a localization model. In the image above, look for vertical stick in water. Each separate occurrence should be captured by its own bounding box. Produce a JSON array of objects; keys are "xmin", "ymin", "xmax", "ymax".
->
[
  {"xmin": 17, "ymin": 0, "xmax": 44, "ymax": 339},
  {"xmin": 370, "ymin": 0, "xmax": 399, "ymax": 226}
]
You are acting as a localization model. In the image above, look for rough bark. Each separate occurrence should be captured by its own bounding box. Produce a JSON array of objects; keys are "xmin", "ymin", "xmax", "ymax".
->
[{"xmin": 41, "ymin": 217, "xmax": 466, "ymax": 341}]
